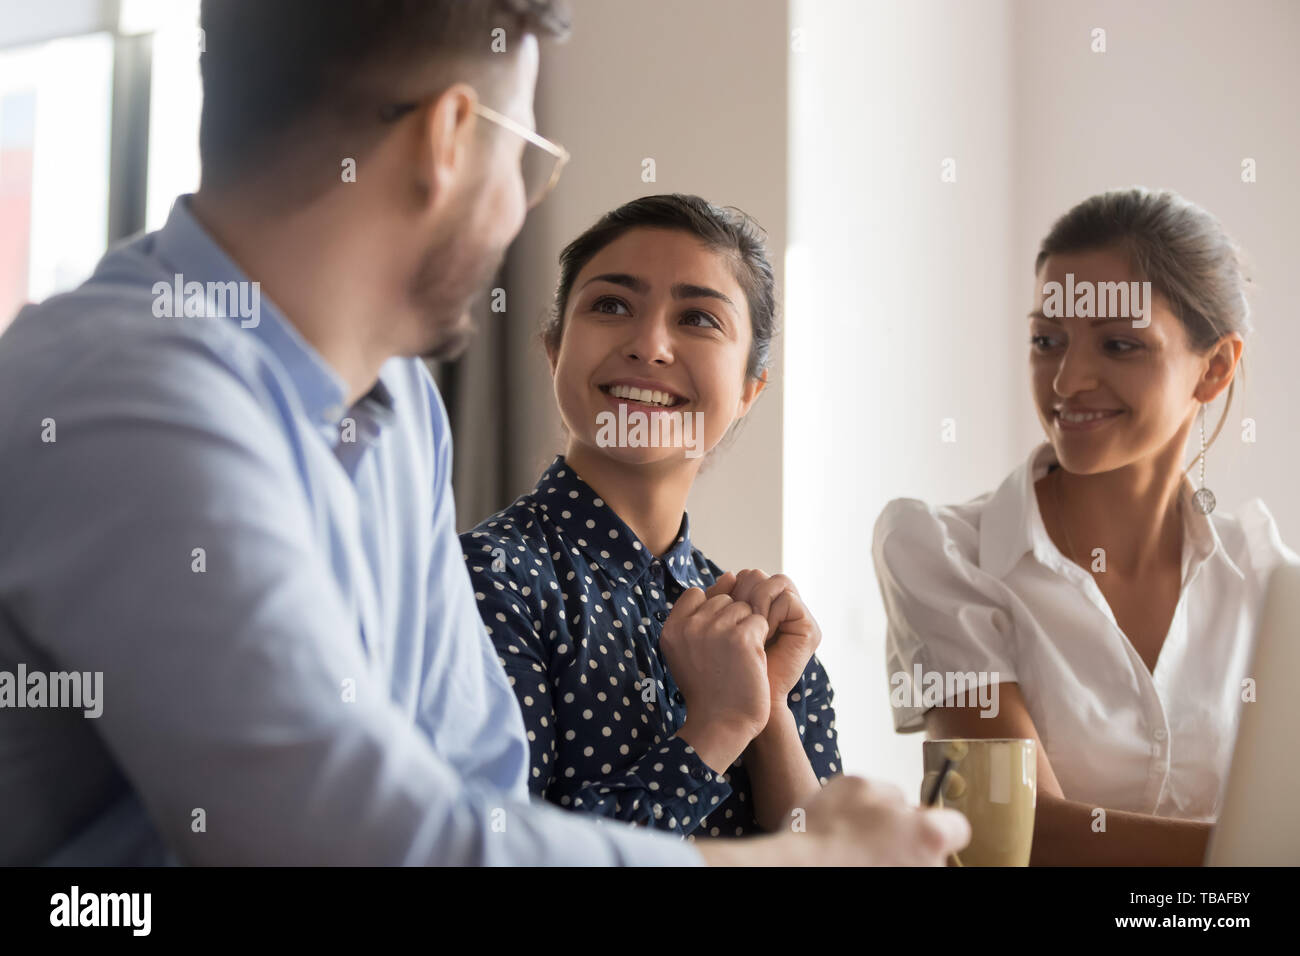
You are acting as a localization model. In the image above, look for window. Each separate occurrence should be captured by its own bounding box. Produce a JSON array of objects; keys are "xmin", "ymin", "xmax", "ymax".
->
[
  {"xmin": 0, "ymin": 34, "xmax": 113, "ymax": 331},
  {"xmin": 0, "ymin": 0, "xmax": 202, "ymax": 332}
]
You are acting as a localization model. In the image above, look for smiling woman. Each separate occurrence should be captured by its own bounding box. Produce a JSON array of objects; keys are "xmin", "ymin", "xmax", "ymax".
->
[
  {"xmin": 872, "ymin": 186, "xmax": 1297, "ymax": 866},
  {"xmin": 460, "ymin": 194, "xmax": 841, "ymax": 839}
]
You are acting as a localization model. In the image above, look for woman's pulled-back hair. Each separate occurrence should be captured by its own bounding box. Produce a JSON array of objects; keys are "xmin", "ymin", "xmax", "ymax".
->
[
  {"xmin": 543, "ymin": 193, "xmax": 777, "ymax": 381},
  {"xmin": 1035, "ymin": 187, "xmax": 1251, "ymax": 450}
]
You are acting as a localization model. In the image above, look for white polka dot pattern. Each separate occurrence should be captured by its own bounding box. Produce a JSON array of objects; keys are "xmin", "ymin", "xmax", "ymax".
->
[{"xmin": 460, "ymin": 456, "xmax": 841, "ymax": 838}]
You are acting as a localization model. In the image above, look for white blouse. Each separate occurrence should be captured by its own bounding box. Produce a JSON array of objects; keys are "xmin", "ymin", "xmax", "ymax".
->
[{"xmin": 873, "ymin": 442, "xmax": 1296, "ymax": 822}]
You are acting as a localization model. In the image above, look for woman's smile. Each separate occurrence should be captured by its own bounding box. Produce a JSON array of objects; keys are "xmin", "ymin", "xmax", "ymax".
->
[
  {"xmin": 598, "ymin": 378, "xmax": 689, "ymax": 412},
  {"xmin": 1052, "ymin": 405, "xmax": 1126, "ymax": 431}
]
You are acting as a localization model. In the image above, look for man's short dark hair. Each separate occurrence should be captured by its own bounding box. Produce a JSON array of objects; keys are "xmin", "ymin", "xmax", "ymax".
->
[{"xmin": 198, "ymin": 0, "xmax": 570, "ymax": 194}]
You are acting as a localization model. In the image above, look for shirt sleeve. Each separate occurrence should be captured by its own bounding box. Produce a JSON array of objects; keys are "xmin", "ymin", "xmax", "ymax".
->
[
  {"xmin": 462, "ymin": 536, "xmax": 734, "ymax": 836},
  {"xmin": 1, "ymin": 327, "xmax": 700, "ymax": 866},
  {"xmin": 1233, "ymin": 498, "xmax": 1300, "ymax": 575},
  {"xmin": 417, "ymin": 375, "xmax": 531, "ymax": 801},
  {"xmin": 789, "ymin": 654, "xmax": 841, "ymax": 783},
  {"xmin": 872, "ymin": 497, "xmax": 1019, "ymax": 733},
  {"xmin": 566, "ymin": 735, "xmax": 733, "ymax": 836},
  {"xmin": 461, "ymin": 533, "xmax": 559, "ymax": 796}
]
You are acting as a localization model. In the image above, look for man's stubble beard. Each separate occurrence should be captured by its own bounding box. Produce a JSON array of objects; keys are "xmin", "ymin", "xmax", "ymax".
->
[{"xmin": 411, "ymin": 231, "xmax": 508, "ymax": 362}]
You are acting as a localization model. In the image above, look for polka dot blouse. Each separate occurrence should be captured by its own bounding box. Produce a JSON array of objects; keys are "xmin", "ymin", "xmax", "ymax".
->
[{"xmin": 461, "ymin": 456, "xmax": 841, "ymax": 839}]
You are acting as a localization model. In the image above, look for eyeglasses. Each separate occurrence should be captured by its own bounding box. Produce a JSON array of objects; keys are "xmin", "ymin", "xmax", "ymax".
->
[{"xmin": 378, "ymin": 98, "xmax": 570, "ymax": 209}]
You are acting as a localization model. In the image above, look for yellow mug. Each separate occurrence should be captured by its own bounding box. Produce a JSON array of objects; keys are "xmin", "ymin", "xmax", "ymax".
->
[{"xmin": 921, "ymin": 738, "xmax": 1037, "ymax": 866}]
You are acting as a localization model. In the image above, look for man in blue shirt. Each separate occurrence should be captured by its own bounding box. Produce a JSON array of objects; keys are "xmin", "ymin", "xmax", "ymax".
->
[{"xmin": 0, "ymin": 0, "xmax": 967, "ymax": 866}]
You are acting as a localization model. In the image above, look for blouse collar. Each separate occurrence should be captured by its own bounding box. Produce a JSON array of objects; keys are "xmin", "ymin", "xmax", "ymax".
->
[
  {"xmin": 530, "ymin": 456, "xmax": 702, "ymax": 589},
  {"xmin": 978, "ymin": 441, "xmax": 1245, "ymax": 584}
]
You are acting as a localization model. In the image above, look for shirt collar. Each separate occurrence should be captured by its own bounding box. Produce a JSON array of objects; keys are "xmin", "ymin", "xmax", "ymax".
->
[
  {"xmin": 531, "ymin": 456, "xmax": 701, "ymax": 588},
  {"xmin": 978, "ymin": 441, "xmax": 1244, "ymax": 582},
  {"xmin": 1178, "ymin": 470, "xmax": 1246, "ymax": 583},
  {"xmin": 977, "ymin": 444, "xmax": 1048, "ymax": 579},
  {"xmin": 332, "ymin": 376, "xmax": 398, "ymax": 477},
  {"xmin": 150, "ymin": 195, "xmax": 394, "ymax": 437}
]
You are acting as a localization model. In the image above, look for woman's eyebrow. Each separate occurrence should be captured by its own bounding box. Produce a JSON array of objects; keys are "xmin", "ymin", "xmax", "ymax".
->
[
  {"xmin": 672, "ymin": 283, "xmax": 736, "ymax": 312},
  {"xmin": 579, "ymin": 273, "xmax": 648, "ymax": 294},
  {"xmin": 1029, "ymin": 311, "xmax": 1142, "ymax": 326},
  {"xmin": 578, "ymin": 274, "xmax": 736, "ymax": 314}
]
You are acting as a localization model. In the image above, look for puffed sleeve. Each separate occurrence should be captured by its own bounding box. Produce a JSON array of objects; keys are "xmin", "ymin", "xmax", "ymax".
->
[
  {"xmin": 872, "ymin": 498, "xmax": 1020, "ymax": 733},
  {"xmin": 1233, "ymin": 498, "xmax": 1300, "ymax": 577}
]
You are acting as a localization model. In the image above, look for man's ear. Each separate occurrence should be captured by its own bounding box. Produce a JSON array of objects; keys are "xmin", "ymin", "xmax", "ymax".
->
[
  {"xmin": 544, "ymin": 338, "xmax": 559, "ymax": 376},
  {"xmin": 419, "ymin": 83, "xmax": 479, "ymax": 208},
  {"xmin": 1193, "ymin": 333, "xmax": 1243, "ymax": 403},
  {"xmin": 735, "ymin": 369, "xmax": 768, "ymax": 419}
]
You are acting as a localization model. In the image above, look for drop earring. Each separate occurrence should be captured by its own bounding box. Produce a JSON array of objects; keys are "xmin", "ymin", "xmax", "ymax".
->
[{"xmin": 1192, "ymin": 404, "xmax": 1217, "ymax": 515}]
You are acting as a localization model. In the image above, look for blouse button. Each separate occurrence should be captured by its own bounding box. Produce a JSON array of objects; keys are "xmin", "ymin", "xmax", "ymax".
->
[
  {"xmin": 1153, "ymin": 728, "xmax": 1167, "ymax": 741},
  {"xmin": 655, "ymin": 610, "xmax": 668, "ymax": 622},
  {"xmin": 673, "ymin": 690, "xmax": 685, "ymax": 705}
]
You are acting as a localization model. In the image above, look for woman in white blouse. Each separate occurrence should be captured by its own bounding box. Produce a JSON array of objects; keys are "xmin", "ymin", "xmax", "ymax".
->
[{"xmin": 873, "ymin": 187, "xmax": 1296, "ymax": 865}]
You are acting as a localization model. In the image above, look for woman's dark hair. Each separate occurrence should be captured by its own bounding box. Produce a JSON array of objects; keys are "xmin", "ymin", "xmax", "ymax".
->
[
  {"xmin": 543, "ymin": 194, "xmax": 778, "ymax": 380},
  {"xmin": 1035, "ymin": 187, "xmax": 1251, "ymax": 450}
]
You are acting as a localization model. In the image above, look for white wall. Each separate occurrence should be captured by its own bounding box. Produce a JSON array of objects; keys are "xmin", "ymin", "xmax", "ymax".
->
[
  {"xmin": 786, "ymin": 0, "xmax": 1019, "ymax": 795},
  {"xmin": 509, "ymin": 0, "xmax": 789, "ymax": 573}
]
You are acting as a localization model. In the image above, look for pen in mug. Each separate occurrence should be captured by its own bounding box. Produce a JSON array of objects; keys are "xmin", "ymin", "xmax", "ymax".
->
[
  {"xmin": 924, "ymin": 757, "xmax": 955, "ymax": 807},
  {"xmin": 923, "ymin": 756, "xmax": 965, "ymax": 867}
]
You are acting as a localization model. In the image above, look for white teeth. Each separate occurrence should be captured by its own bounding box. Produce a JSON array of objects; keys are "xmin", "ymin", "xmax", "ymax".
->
[
  {"xmin": 607, "ymin": 384, "xmax": 679, "ymax": 407},
  {"xmin": 1058, "ymin": 409, "xmax": 1118, "ymax": 423}
]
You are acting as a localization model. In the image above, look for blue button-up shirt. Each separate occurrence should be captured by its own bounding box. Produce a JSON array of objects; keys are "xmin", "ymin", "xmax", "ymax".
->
[
  {"xmin": 0, "ymin": 197, "xmax": 697, "ymax": 866},
  {"xmin": 461, "ymin": 457, "xmax": 841, "ymax": 839}
]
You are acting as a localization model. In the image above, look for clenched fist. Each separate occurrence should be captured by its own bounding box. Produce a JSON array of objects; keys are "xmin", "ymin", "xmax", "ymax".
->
[
  {"xmin": 708, "ymin": 570, "xmax": 821, "ymax": 707},
  {"xmin": 659, "ymin": 587, "xmax": 771, "ymax": 772}
]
